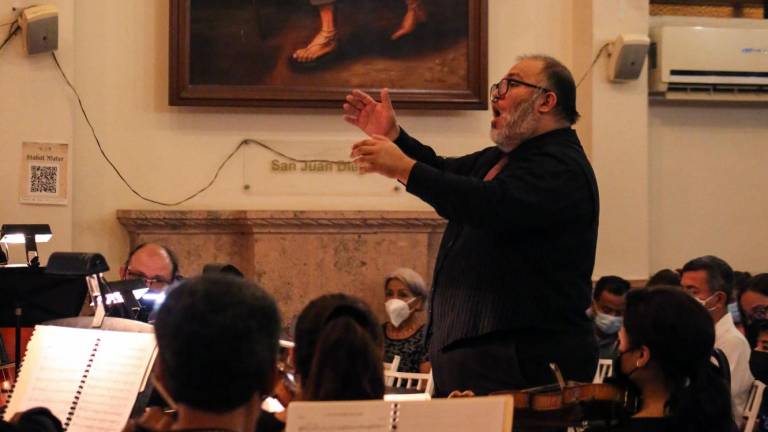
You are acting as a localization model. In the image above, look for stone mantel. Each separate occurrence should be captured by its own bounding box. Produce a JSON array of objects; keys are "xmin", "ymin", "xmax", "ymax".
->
[
  {"xmin": 117, "ymin": 210, "xmax": 446, "ymax": 334},
  {"xmin": 117, "ymin": 210, "xmax": 446, "ymax": 234}
]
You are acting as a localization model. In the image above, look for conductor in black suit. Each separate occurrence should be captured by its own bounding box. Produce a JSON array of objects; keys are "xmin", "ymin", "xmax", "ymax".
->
[{"xmin": 345, "ymin": 54, "xmax": 600, "ymax": 396}]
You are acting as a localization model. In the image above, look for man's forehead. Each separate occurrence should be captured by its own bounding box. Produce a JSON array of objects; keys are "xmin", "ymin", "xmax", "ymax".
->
[
  {"xmin": 506, "ymin": 59, "xmax": 543, "ymax": 80},
  {"xmin": 128, "ymin": 245, "xmax": 172, "ymax": 275}
]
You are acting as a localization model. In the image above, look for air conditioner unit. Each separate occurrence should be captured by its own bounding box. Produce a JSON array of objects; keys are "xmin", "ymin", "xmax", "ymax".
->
[{"xmin": 649, "ymin": 16, "xmax": 768, "ymax": 102}]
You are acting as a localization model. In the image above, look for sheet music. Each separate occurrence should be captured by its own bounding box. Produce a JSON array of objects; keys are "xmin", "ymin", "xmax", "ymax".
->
[
  {"xmin": 396, "ymin": 397, "xmax": 512, "ymax": 431},
  {"xmin": 3, "ymin": 326, "xmax": 100, "ymax": 422},
  {"xmin": 286, "ymin": 397, "xmax": 513, "ymax": 432},
  {"xmin": 66, "ymin": 331, "xmax": 156, "ymax": 432},
  {"xmin": 286, "ymin": 400, "xmax": 391, "ymax": 432},
  {"xmin": 2, "ymin": 325, "xmax": 157, "ymax": 432}
]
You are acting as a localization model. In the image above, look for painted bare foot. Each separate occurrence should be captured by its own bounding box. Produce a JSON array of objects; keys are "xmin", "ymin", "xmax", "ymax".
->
[
  {"xmin": 391, "ymin": 0, "xmax": 427, "ymax": 40},
  {"xmin": 292, "ymin": 30, "xmax": 338, "ymax": 63}
]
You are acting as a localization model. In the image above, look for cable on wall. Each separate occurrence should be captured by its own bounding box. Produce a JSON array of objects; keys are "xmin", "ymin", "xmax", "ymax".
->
[
  {"xmin": 51, "ymin": 52, "xmax": 350, "ymax": 206},
  {"xmin": 576, "ymin": 42, "xmax": 610, "ymax": 88},
  {"xmin": 0, "ymin": 21, "xmax": 19, "ymax": 53}
]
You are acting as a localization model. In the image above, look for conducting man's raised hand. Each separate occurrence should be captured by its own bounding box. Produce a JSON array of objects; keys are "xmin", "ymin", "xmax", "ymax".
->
[
  {"xmin": 343, "ymin": 89, "xmax": 400, "ymax": 141},
  {"xmin": 350, "ymin": 135, "xmax": 415, "ymax": 183}
]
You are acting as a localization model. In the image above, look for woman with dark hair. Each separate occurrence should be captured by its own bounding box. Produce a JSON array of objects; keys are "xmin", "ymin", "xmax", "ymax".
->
[
  {"xmin": 590, "ymin": 286, "xmax": 735, "ymax": 432},
  {"xmin": 293, "ymin": 293, "xmax": 385, "ymax": 401},
  {"xmin": 257, "ymin": 294, "xmax": 385, "ymax": 432}
]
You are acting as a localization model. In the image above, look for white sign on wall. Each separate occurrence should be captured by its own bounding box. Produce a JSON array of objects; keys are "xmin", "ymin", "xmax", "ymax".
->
[{"xmin": 19, "ymin": 142, "xmax": 69, "ymax": 205}]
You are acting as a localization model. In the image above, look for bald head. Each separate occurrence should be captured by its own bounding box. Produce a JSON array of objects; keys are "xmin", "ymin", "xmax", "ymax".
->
[{"xmin": 120, "ymin": 243, "xmax": 178, "ymax": 292}]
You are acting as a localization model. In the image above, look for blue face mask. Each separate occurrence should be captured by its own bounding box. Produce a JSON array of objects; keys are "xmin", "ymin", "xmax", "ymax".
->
[
  {"xmin": 728, "ymin": 302, "xmax": 742, "ymax": 325},
  {"xmin": 594, "ymin": 310, "xmax": 623, "ymax": 335}
]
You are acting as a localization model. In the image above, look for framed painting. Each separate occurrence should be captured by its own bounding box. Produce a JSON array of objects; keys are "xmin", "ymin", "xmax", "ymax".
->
[{"xmin": 169, "ymin": 0, "xmax": 488, "ymax": 109}]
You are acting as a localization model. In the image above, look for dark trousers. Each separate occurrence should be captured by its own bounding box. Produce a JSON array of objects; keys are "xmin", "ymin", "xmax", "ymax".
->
[{"xmin": 430, "ymin": 329, "xmax": 598, "ymax": 397}]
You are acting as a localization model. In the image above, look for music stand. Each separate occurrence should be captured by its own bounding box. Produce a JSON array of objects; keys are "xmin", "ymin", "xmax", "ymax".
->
[{"xmin": 0, "ymin": 266, "xmax": 88, "ymax": 373}]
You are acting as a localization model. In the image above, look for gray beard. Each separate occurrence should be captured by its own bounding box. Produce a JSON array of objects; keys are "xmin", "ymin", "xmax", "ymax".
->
[{"xmin": 490, "ymin": 95, "xmax": 539, "ymax": 153}]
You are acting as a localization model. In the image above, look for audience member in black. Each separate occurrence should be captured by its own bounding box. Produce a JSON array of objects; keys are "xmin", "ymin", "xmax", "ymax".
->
[
  {"xmin": 294, "ymin": 293, "xmax": 385, "ymax": 401},
  {"xmin": 645, "ymin": 269, "xmax": 680, "ymax": 288},
  {"xmin": 382, "ymin": 268, "xmax": 431, "ymax": 373},
  {"xmin": 740, "ymin": 274, "xmax": 768, "ymax": 348},
  {"xmin": 0, "ymin": 408, "xmax": 63, "ymax": 432},
  {"xmin": 123, "ymin": 274, "xmax": 281, "ymax": 432},
  {"xmin": 589, "ymin": 287, "xmax": 735, "ymax": 432},
  {"xmin": 587, "ymin": 276, "xmax": 631, "ymax": 359},
  {"xmin": 746, "ymin": 319, "xmax": 768, "ymax": 432},
  {"xmin": 731, "ymin": 271, "xmax": 752, "ymax": 329}
]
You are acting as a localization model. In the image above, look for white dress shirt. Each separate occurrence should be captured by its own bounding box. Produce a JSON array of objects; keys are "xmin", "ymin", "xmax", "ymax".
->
[{"xmin": 715, "ymin": 312, "xmax": 754, "ymax": 425}]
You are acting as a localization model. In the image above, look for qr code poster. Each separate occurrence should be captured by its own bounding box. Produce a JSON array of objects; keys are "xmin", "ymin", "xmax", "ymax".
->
[{"xmin": 20, "ymin": 142, "xmax": 69, "ymax": 205}]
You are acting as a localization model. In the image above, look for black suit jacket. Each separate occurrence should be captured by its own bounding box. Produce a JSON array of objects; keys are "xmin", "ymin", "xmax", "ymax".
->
[{"xmin": 397, "ymin": 127, "xmax": 600, "ymax": 352}]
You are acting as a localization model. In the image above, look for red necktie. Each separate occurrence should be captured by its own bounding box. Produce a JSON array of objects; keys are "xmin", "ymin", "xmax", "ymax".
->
[{"xmin": 483, "ymin": 155, "xmax": 509, "ymax": 181}]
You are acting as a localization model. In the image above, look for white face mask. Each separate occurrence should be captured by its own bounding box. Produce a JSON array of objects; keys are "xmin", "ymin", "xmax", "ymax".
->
[
  {"xmin": 385, "ymin": 298, "xmax": 416, "ymax": 328},
  {"xmin": 695, "ymin": 293, "xmax": 719, "ymax": 312}
]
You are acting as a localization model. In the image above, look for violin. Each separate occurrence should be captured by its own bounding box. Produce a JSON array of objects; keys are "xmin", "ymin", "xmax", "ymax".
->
[
  {"xmin": 491, "ymin": 363, "xmax": 639, "ymax": 430},
  {"xmin": 0, "ymin": 363, "xmax": 15, "ymax": 408}
]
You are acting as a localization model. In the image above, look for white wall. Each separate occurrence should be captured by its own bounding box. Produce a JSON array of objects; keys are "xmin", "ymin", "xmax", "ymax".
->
[
  {"xmin": 585, "ymin": 0, "xmax": 651, "ymax": 279},
  {"xmin": 649, "ymin": 104, "xmax": 768, "ymax": 273}
]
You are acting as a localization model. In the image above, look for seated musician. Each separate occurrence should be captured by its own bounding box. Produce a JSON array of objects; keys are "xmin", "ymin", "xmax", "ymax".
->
[
  {"xmin": 0, "ymin": 407, "xmax": 63, "ymax": 432},
  {"xmin": 120, "ymin": 243, "xmax": 182, "ymax": 322},
  {"xmin": 382, "ymin": 268, "xmax": 431, "ymax": 373},
  {"xmin": 588, "ymin": 286, "xmax": 735, "ymax": 432},
  {"xmin": 258, "ymin": 293, "xmax": 385, "ymax": 432},
  {"xmin": 124, "ymin": 274, "xmax": 281, "ymax": 432}
]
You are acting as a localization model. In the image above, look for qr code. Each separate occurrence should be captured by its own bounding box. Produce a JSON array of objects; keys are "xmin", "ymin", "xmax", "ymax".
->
[{"xmin": 30, "ymin": 165, "xmax": 58, "ymax": 194}]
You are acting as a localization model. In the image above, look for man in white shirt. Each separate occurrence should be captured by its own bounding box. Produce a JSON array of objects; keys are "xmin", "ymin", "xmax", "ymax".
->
[{"xmin": 681, "ymin": 255, "xmax": 753, "ymax": 425}]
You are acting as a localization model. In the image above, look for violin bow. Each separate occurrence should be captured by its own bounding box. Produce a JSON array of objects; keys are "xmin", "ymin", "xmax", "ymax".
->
[{"xmin": 548, "ymin": 363, "xmax": 566, "ymax": 390}]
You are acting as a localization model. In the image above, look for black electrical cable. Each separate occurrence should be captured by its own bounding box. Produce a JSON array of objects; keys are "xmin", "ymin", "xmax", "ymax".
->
[
  {"xmin": 0, "ymin": 22, "xmax": 19, "ymax": 53},
  {"xmin": 576, "ymin": 42, "xmax": 611, "ymax": 88},
  {"xmin": 51, "ymin": 51, "xmax": 349, "ymax": 206}
]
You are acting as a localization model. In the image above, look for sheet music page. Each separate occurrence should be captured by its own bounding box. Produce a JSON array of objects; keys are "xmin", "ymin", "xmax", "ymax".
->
[
  {"xmin": 286, "ymin": 400, "xmax": 390, "ymax": 432},
  {"xmin": 286, "ymin": 397, "xmax": 513, "ymax": 432},
  {"xmin": 396, "ymin": 397, "xmax": 513, "ymax": 431},
  {"xmin": 66, "ymin": 331, "xmax": 156, "ymax": 432},
  {"xmin": 3, "ymin": 326, "xmax": 101, "ymax": 422}
]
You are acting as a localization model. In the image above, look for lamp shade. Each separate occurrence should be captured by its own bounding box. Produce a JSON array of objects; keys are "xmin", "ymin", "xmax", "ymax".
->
[
  {"xmin": 0, "ymin": 224, "xmax": 52, "ymax": 244},
  {"xmin": 46, "ymin": 252, "xmax": 109, "ymax": 276}
]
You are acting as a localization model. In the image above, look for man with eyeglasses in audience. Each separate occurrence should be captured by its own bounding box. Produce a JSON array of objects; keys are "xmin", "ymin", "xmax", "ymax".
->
[
  {"xmin": 681, "ymin": 255, "xmax": 753, "ymax": 426},
  {"xmin": 120, "ymin": 243, "xmax": 181, "ymax": 322},
  {"xmin": 343, "ymin": 55, "xmax": 599, "ymax": 396}
]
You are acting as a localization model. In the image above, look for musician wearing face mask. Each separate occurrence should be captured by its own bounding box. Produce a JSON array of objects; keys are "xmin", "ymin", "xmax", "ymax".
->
[
  {"xmin": 681, "ymin": 255, "xmax": 753, "ymax": 426},
  {"xmin": 587, "ymin": 287, "xmax": 735, "ymax": 432},
  {"xmin": 383, "ymin": 268, "xmax": 431, "ymax": 374},
  {"xmin": 587, "ymin": 276, "xmax": 630, "ymax": 359}
]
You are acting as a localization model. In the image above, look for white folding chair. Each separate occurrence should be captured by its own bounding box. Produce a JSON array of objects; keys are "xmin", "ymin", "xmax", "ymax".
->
[
  {"xmin": 744, "ymin": 380, "xmax": 766, "ymax": 432},
  {"xmin": 383, "ymin": 355, "xmax": 401, "ymax": 387},
  {"xmin": 592, "ymin": 358, "xmax": 614, "ymax": 384},
  {"xmin": 383, "ymin": 369, "xmax": 434, "ymax": 396}
]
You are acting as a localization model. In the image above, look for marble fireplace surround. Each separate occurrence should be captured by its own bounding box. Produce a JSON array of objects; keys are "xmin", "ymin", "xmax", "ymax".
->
[{"xmin": 117, "ymin": 210, "xmax": 446, "ymax": 332}]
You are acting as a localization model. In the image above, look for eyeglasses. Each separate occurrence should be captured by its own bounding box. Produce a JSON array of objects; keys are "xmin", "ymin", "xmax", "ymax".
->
[
  {"xmin": 125, "ymin": 269, "xmax": 172, "ymax": 289},
  {"xmin": 490, "ymin": 77, "xmax": 551, "ymax": 102},
  {"xmin": 748, "ymin": 305, "xmax": 768, "ymax": 322}
]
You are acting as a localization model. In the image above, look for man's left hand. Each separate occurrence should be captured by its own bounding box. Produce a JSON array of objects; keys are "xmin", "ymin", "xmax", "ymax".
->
[{"xmin": 350, "ymin": 135, "xmax": 415, "ymax": 183}]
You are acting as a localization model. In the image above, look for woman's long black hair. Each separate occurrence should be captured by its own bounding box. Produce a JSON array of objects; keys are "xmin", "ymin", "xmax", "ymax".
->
[
  {"xmin": 623, "ymin": 287, "xmax": 734, "ymax": 432},
  {"xmin": 294, "ymin": 293, "xmax": 384, "ymax": 401}
]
